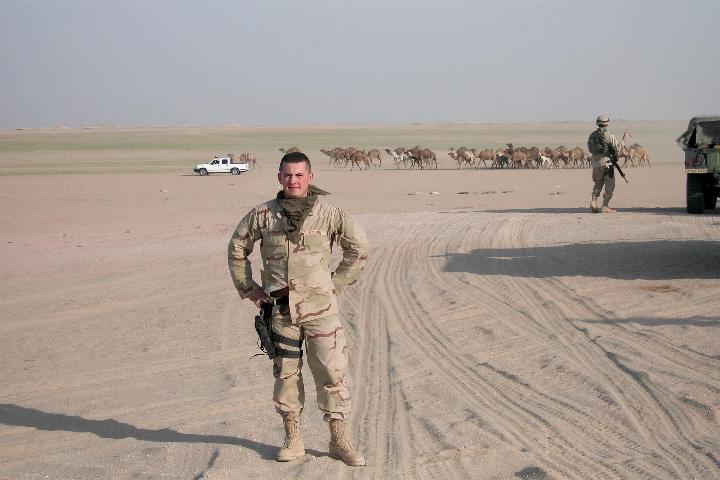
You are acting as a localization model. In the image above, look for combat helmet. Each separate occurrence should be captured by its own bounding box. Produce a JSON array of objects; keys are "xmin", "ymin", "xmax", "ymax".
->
[{"xmin": 596, "ymin": 115, "xmax": 609, "ymax": 127}]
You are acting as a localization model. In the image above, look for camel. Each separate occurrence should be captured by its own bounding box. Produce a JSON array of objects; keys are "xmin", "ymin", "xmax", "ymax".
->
[
  {"xmin": 349, "ymin": 150, "xmax": 370, "ymax": 170},
  {"xmin": 230, "ymin": 152, "xmax": 257, "ymax": 168},
  {"xmin": 278, "ymin": 146, "xmax": 301, "ymax": 154},
  {"xmin": 385, "ymin": 148, "xmax": 409, "ymax": 169},
  {"xmin": 492, "ymin": 151, "xmax": 509, "ymax": 169},
  {"xmin": 449, "ymin": 148, "xmax": 473, "ymax": 168},
  {"xmin": 511, "ymin": 150, "xmax": 528, "ymax": 168},
  {"xmin": 407, "ymin": 146, "xmax": 437, "ymax": 170},
  {"xmin": 404, "ymin": 146, "xmax": 422, "ymax": 169},
  {"xmin": 629, "ymin": 143, "xmax": 650, "ymax": 167},
  {"xmin": 367, "ymin": 149, "xmax": 382, "ymax": 167},
  {"xmin": 457, "ymin": 147, "xmax": 477, "ymax": 168},
  {"xmin": 320, "ymin": 148, "xmax": 335, "ymax": 165},
  {"xmin": 518, "ymin": 146, "xmax": 540, "ymax": 168},
  {"xmin": 448, "ymin": 149, "xmax": 462, "ymax": 168},
  {"xmin": 502, "ymin": 145, "xmax": 531, "ymax": 169},
  {"xmin": 321, "ymin": 148, "xmax": 348, "ymax": 167},
  {"xmin": 567, "ymin": 147, "xmax": 587, "ymax": 168},
  {"xmin": 543, "ymin": 147, "xmax": 568, "ymax": 168},
  {"xmin": 470, "ymin": 148, "xmax": 494, "ymax": 168}
]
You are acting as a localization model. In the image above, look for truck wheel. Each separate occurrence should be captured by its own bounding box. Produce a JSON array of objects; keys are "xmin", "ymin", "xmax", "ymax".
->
[
  {"xmin": 231, "ymin": 167, "xmax": 240, "ymax": 175},
  {"xmin": 704, "ymin": 187, "xmax": 717, "ymax": 210},
  {"xmin": 199, "ymin": 168, "xmax": 208, "ymax": 176},
  {"xmin": 686, "ymin": 174, "xmax": 705, "ymax": 214}
]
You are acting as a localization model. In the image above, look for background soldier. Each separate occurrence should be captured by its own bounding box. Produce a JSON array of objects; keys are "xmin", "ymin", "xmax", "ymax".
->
[
  {"xmin": 228, "ymin": 152, "xmax": 369, "ymax": 466},
  {"xmin": 587, "ymin": 115, "xmax": 624, "ymax": 213}
]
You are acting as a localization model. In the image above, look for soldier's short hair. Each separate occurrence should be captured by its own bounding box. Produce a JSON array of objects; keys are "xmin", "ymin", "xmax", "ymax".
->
[{"xmin": 279, "ymin": 152, "xmax": 311, "ymax": 172}]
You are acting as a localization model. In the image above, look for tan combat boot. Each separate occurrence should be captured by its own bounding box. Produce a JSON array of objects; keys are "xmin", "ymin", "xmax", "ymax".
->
[
  {"xmin": 601, "ymin": 198, "xmax": 616, "ymax": 213},
  {"xmin": 590, "ymin": 195, "xmax": 600, "ymax": 213},
  {"xmin": 328, "ymin": 419, "xmax": 366, "ymax": 466},
  {"xmin": 276, "ymin": 413, "xmax": 305, "ymax": 462}
]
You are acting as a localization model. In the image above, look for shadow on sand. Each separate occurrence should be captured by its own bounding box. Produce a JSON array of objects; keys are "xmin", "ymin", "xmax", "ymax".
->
[
  {"xmin": 441, "ymin": 207, "xmax": 701, "ymax": 216},
  {"xmin": 441, "ymin": 240, "xmax": 720, "ymax": 280},
  {"xmin": 0, "ymin": 403, "xmax": 325, "ymax": 460}
]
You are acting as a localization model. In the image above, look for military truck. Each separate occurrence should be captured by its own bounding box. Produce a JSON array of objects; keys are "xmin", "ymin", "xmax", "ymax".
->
[{"xmin": 677, "ymin": 116, "xmax": 720, "ymax": 213}]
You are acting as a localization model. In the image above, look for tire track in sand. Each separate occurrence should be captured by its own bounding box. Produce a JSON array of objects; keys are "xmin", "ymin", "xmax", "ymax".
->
[
  {"xmin": 433, "ymin": 211, "xmax": 720, "ymax": 478},
  {"xmin": 372, "ymin": 213, "xmax": 613, "ymax": 479}
]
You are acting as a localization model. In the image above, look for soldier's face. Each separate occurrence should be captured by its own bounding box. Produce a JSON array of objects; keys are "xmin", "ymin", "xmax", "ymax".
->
[{"xmin": 278, "ymin": 161, "xmax": 313, "ymax": 198}]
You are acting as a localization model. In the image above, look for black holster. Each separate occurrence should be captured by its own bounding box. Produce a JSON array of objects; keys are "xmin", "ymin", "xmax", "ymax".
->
[
  {"xmin": 607, "ymin": 165, "xmax": 615, "ymax": 178},
  {"xmin": 254, "ymin": 302, "xmax": 277, "ymax": 359},
  {"xmin": 253, "ymin": 299, "xmax": 303, "ymax": 360}
]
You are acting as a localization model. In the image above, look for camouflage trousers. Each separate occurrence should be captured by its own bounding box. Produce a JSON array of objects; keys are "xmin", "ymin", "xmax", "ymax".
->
[
  {"xmin": 592, "ymin": 166, "xmax": 615, "ymax": 200},
  {"xmin": 271, "ymin": 309, "xmax": 351, "ymax": 421}
]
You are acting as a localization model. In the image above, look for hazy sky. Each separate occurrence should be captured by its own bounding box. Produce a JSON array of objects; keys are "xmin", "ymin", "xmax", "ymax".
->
[{"xmin": 2, "ymin": 0, "xmax": 719, "ymax": 128}]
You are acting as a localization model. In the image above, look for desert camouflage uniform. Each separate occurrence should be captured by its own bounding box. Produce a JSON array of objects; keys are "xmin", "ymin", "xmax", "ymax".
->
[
  {"xmin": 588, "ymin": 127, "xmax": 623, "ymax": 201},
  {"xmin": 228, "ymin": 195, "xmax": 368, "ymax": 420}
]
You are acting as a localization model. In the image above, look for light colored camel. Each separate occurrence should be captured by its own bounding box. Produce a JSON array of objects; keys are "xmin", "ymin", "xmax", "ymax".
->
[
  {"xmin": 279, "ymin": 147, "xmax": 301, "ymax": 154},
  {"xmin": 385, "ymin": 148, "xmax": 408, "ymax": 169},
  {"xmin": 449, "ymin": 148, "xmax": 473, "ymax": 168},
  {"xmin": 230, "ymin": 152, "xmax": 257, "ymax": 168},
  {"xmin": 367, "ymin": 149, "xmax": 382, "ymax": 167}
]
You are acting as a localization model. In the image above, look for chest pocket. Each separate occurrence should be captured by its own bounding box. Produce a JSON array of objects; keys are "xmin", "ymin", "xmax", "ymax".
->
[
  {"xmin": 303, "ymin": 233, "xmax": 329, "ymax": 252},
  {"xmin": 261, "ymin": 232, "xmax": 287, "ymax": 266}
]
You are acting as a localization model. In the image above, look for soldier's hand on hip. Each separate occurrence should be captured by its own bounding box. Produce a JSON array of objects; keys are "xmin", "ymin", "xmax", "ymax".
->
[{"xmin": 248, "ymin": 288, "xmax": 271, "ymax": 308}]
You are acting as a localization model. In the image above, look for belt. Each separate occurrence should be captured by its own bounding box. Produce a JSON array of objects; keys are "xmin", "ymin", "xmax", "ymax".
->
[{"xmin": 270, "ymin": 287, "xmax": 289, "ymax": 305}]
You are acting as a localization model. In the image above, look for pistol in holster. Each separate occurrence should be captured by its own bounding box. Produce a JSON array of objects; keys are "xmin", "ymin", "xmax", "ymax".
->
[
  {"xmin": 253, "ymin": 297, "xmax": 303, "ymax": 360},
  {"xmin": 254, "ymin": 301, "xmax": 277, "ymax": 359}
]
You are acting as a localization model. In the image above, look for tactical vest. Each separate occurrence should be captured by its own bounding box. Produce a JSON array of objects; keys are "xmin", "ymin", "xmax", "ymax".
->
[{"xmin": 588, "ymin": 128, "xmax": 610, "ymax": 156}]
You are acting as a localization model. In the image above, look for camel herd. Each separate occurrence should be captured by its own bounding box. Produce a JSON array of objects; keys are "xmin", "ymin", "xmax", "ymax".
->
[
  {"xmin": 276, "ymin": 142, "xmax": 651, "ymax": 170},
  {"xmin": 319, "ymin": 146, "xmax": 438, "ymax": 170},
  {"xmin": 447, "ymin": 143, "xmax": 651, "ymax": 169}
]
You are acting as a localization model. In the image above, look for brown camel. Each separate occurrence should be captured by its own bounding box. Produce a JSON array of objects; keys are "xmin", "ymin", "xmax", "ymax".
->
[
  {"xmin": 629, "ymin": 143, "xmax": 650, "ymax": 167},
  {"xmin": 543, "ymin": 147, "xmax": 568, "ymax": 168},
  {"xmin": 471, "ymin": 148, "xmax": 495, "ymax": 168},
  {"xmin": 349, "ymin": 150, "xmax": 370, "ymax": 170},
  {"xmin": 407, "ymin": 146, "xmax": 437, "ymax": 170},
  {"xmin": 567, "ymin": 147, "xmax": 587, "ymax": 168}
]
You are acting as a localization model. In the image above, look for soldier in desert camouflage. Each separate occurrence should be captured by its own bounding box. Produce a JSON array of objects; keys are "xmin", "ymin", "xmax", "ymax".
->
[
  {"xmin": 587, "ymin": 115, "xmax": 625, "ymax": 213},
  {"xmin": 228, "ymin": 151, "xmax": 368, "ymax": 466}
]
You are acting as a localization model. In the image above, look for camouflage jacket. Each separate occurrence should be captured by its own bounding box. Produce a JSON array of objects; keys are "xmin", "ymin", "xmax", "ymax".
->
[
  {"xmin": 587, "ymin": 127, "xmax": 623, "ymax": 169},
  {"xmin": 228, "ymin": 195, "xmax": 368, "ymax": 324}
]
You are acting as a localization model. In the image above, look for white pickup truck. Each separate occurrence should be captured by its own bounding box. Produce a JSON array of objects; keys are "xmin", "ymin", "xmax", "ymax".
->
[{"xmin": 194, "ymin": 156, "xmax": 249, "ymax": 176}]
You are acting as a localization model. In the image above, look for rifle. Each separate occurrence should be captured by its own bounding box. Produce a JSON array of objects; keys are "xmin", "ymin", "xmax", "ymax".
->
[
  {"xmin": 253, "ymin": 301, "xmax": 276, "ymax": 359},
  {"xmin": 609, "ymin": 146, "xmax": 629, "ymax": 183},
  {"xmin": 610, "ymin": 157, "xmax": 628, "ymax": 183}
]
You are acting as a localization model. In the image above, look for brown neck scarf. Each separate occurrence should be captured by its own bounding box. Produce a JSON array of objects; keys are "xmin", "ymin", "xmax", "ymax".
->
[{"xmin": 276, "ymin": 185, "xmax": 329, "ymax": 240}]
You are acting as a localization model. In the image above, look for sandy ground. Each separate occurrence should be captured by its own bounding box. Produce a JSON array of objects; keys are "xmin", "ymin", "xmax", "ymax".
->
[{"xmin": 1, "ymin": 125, "xmax": 719, "ymax": 479}]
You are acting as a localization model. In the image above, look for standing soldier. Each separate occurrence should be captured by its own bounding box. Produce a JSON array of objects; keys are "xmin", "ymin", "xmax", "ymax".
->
[
  {"xmin": 228, "ymin": 151, "xmax": 369, "ymax": 466},
  {"xmin": 587, "ymin": 115, "xmax": 625, "ymax": 213}
]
